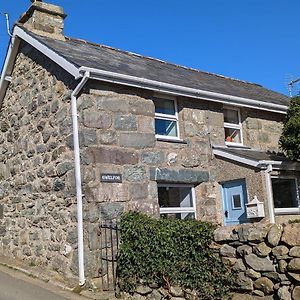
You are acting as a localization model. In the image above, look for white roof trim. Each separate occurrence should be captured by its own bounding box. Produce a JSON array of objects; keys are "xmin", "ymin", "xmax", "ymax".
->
[
  {"xmin": 80, "ymin": 66, "xmax": 288, "ymax": 114},
  {"xmin": 0, "ymin": 25, "xmax": 289, "ymax": 114},
  {"xmin": 213, "ymin": 149, "xmax": 261, "ymax": 168},
  {"xmin": 213, "ymin": 148, "xmax": 300, "ymax": 171},
  {"xmin": 0, "ymin": 36, "xmax": 20, "ymax": 105},
  {"xmin": 14, "ymin": 26, "xmax": 80, "ymax": 79},
  {"xmin": 0, "ymin": 26, "xmax": 81, "ymax": 104}
]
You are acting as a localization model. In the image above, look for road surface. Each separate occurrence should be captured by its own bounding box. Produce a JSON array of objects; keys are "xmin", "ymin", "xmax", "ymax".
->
[{"xmin": 0, "ymin": 264, "xmax": 86, "ymax": 300}]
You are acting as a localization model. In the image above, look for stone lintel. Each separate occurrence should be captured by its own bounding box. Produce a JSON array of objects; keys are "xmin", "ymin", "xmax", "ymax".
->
[{"xmin": 149, "ymin": 167, "xmax": 209, "ymax": 184}]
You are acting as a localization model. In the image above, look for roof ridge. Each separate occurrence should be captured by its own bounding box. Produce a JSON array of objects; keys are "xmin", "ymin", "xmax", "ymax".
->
[{"xmin": 65, "ymin": 36, "xmax": 262, "ymax": 88}]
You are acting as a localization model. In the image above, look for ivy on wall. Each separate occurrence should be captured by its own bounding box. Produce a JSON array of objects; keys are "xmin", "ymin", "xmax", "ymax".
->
[{"xmin": 117, "ymin": 212, "xmax": 235, "ymax": 300}]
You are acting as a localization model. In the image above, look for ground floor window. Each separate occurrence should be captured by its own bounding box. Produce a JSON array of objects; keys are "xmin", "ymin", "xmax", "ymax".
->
[
  {"xmin": 271, "ymin": 177, "xmax": 299, "ymax": 213},
  {"xmin": 158, "ymin": 184, "xmax": 196, "ymax": 220}
]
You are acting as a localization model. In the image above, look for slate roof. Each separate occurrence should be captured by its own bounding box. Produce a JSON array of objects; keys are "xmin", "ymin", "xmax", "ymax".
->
[{"xmin": 24, "ymin": 27, "xmax": 290, "ymax": 107}]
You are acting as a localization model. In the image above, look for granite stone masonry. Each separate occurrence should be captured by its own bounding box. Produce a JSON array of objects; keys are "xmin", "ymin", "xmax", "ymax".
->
[
  {"xmin": 215, "ymin": 223, "xmax": 300, "ymax": 300},
  {"xmin": 0, "ymin": 43, "xmax": 79, "ymax": 283}
]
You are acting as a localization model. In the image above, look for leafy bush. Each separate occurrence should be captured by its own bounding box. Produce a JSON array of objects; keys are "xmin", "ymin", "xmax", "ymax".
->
[
  {"xmin": 288, "ymin": 219, "xmax": 300, "ymax": 224},
  {"xmin": 117, "ymin": 212, "xmax": 235, "ymax": 299},
  {"xmin": 279, "ymin": 96, "xmax": 300, "ymax": 160}
]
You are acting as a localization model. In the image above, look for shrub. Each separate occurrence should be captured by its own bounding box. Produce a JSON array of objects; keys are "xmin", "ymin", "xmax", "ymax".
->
[
  {"xmin": 279, "ymin": 96, "xmax": 300, "ymax": 160},
  {"xmin": 288, "ymin": 219, "xmax": 300, "ymax": 224},
  {"xmin": 117, "ymin": 212, "xmax": 235, "ymax": 300}
]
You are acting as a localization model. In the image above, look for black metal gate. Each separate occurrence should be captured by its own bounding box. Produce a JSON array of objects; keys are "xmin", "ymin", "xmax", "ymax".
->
[{"xmin": 99, "ymin": 221, "xmax": 120, "ymax": 291}]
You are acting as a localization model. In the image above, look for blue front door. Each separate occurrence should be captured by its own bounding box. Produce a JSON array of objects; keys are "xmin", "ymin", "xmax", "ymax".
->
[{"xmin": 222, "ymin": 180, "xmax": 248, "ymax": 226}]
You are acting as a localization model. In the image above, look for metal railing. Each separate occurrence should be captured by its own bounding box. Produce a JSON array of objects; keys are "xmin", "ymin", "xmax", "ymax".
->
[{"xmin": 99, "ymin": 221, "xmax": 120, "ymax": 291}]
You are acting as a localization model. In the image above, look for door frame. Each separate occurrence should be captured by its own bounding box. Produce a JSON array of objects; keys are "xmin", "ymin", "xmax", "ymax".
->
[{"xmin": 221, "ymin": 179, "xmax": 248, "ymax": 226}]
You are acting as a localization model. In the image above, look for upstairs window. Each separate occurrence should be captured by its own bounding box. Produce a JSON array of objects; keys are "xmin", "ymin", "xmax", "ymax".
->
[
  {"xmin": 223, "ymin": 107, "xmax": 243, "ymax": 145},
  {"xmin": 153, "ymin": 97, "xmax": 179, "ymax": 140},
  {"xmin": 158, "ymin": 184, "xmax": 196, "ymax": 220},
  {"xmin": 272, "ymin": 177, "xmax": 299, "ymax": 213}
]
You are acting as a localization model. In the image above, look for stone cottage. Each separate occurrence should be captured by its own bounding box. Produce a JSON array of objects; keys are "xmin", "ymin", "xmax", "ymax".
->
[{"xmin": 0, "ymin": 0, "xmax": 299, "ymax": 287}]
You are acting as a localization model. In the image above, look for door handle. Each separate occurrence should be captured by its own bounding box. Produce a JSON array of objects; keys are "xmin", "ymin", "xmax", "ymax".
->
[{"xmin": 225, "ymin": 210, "xmax": 228, "ymax": 218}]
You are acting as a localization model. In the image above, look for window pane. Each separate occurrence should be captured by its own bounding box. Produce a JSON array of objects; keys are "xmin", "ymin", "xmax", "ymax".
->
[
  {"xmin": 160, "ymin": 213, "xmax": 195, "ymax": 220},
  {"xmin": 155, "ymin": 119, "xmax": 177, "ymax": 137},
  {"xmin": 224, "ymin": 127, "xmax": 241, "ymax": 143},
  {"xmin": 158, "ymin": 186, "xmax": 193, "ymax": 208},
  {"xmin": 224, "ymin": 108, "xmax": 239, "ymax": 124},
  {"xmin": 154, "ymin": 98, "xmax": 175, "ymax": 115},
  {"xmin": 272, "ymin": 178, "xmax": 298, "ymax": 208},
  {"xmin": 232, "ymin": 194, "xmax": 241, "ymax": 208}
]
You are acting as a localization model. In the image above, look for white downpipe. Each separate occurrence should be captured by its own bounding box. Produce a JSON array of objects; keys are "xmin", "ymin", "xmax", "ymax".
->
[
  {"xmin": 71, "ymin": 71, "xmax": 90, "ymax": 286},
  {"xmin": 265, "ymin": 164, "xmax": 275, "ymax": 224},
  {"xmin": 79, "ymin": 66, "xmax": 288, "ymax": 114}
]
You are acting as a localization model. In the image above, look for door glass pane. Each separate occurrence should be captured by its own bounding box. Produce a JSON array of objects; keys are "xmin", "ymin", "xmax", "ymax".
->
[
  {"xmin": 225, "ymin": 127, "xmax": 241, "ymax": 143},
  {"xmin": 158, "ymin": 186, "xmax": 193, "ymax": 208},
  {"xmin": 232, "ymin": 194, "xmax": 241, "ymax": 209},
  {"xmin": 153, "ymin": 98, "xmax": 175, "ymax": 115},
  {"xmin": 224, "ymin": 108, "xmax": 239, "ymax": 124},
  {"xmin": 272, "ymin": 178, "xmax": 298, "ymax": 208},
  {"xmin": 155, "ymin": 119, "xmax": 177, "ymax": 137}
]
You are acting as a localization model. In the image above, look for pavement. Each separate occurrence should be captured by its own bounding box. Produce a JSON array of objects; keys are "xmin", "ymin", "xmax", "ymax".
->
[
  {"xmin": 0, "ymin": 264, "xmax": 87, "ymax": 300},
  {"xmin": 0, "ymin": 255, "xmax": 117, "ymax": 300}
]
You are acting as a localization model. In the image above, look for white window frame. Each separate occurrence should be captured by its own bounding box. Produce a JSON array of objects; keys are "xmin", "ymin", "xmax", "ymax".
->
[
  {"xmin": 154, "ymin": 94, "xmax": 180, "ymax": 141},
  {"xmin": 158, "ymin": 183, "xmax": 197, "ymax": 219},
  {"xmin": 271, "ymin": 176, "xmax": 300, "ymax": 215},
  {"xmin": 223, "ymin": 106, "xmax": 243, "ymax": 146}
]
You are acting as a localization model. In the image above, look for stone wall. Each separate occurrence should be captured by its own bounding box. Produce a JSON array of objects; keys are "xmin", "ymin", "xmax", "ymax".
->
[
  {"xmin": 120, "ymin": 285, "xmax": 200, "ymax": 300},
  {"xmin": 215, "ymin": 223, "xmax": 300, "ymax": 299},
  {"xmin": 120, "ymin": 223, "xmax": 300, "ymax": 300},
  {"xmin": 78, "ymin": 82, "xmax": 218, "ymax": 224},
  {"xmin": 0, "ymin": 43, "xmax": 79, "ymax": 284},
  {"xmin": 242, "ymin": 108, "xmax": 284, "ymax": 152}
]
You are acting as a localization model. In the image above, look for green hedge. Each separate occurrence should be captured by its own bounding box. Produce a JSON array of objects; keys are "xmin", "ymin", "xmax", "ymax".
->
[{"xmin": 117, "ymin": 212, "xmax": 235, "ymax": 299}]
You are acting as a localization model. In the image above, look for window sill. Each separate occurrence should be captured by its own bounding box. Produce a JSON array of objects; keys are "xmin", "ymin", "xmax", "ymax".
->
[
  {"xmin": 156, "ymin": 137, "xmax": 188, "ymax": 144},
  {"xmin": 225, "ymin": 142, "xmax": 244, "ymax": 147},
  {"xmin": 274, "ymin": 208, "xmax": 300, "ymax": 215}
]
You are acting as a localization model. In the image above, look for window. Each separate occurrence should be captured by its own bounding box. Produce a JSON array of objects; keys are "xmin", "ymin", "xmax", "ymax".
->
[
  {"xmin": 271, "ymin": 177, "xmax": 299, "ymax": 214},
  {"xmin": 223, "ymin": 107, "xmax": 243, "ymax": 145},
  {"xmin": 158, "ymin": 184, "xmax": 196, "ymax": 219},
  {"xmin": 232, "ymin": 194, "xmax": 242, "ymax": 209},
  {"xmin": 153, "ymin": 97, "xmax": 179, "ymax": 140}
]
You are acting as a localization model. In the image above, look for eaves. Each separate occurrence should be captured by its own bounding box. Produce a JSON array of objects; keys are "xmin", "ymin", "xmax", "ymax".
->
[{"xmin": 0, "ymin": 26, "xmax": 288, "ymax": 114}]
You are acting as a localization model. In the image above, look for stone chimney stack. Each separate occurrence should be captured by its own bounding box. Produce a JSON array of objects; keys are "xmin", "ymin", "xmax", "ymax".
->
[{"xmin": 18, "ymin": 0, "xmax": 66, "ymax": 40}]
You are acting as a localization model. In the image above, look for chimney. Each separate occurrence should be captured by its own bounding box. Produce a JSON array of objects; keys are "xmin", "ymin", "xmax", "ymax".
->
[{"xmin": 17, "ymin": 0, "xmax": 66, "ymax": 40}]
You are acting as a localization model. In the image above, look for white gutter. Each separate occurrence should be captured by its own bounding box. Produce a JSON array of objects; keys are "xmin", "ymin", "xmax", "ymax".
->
[
  {"xmin": 0, "ymin": 26, "xmax": 288, "ymax": 114},
  {"xmin": 259, "ymin": 160, "xmax": 300, "ymax": 171},
  {"xmin": 71, "ymin": 71, "xmax": 90, "ymax": 286},
  {"xmin": 264, "ymin": 164, "xmax": 275, "ymax": 223},
  {"xmin": 79, "ymin": 66, "xmax": 288, "ymax": 114}
]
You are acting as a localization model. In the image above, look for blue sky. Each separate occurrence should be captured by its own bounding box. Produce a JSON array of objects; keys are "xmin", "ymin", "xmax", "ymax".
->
[{"xmin": 0, "ymin": 0, "xmax": 300, "ymax": 96}]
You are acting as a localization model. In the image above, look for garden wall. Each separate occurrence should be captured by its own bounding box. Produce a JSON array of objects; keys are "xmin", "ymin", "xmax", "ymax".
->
[
  {"xmin": 120, "ymin": 222, "xmax": 300, "ymax": 300},
  {"xmin": 215, "ymin": 223, "xmax": 300, "ymax": 300}
]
